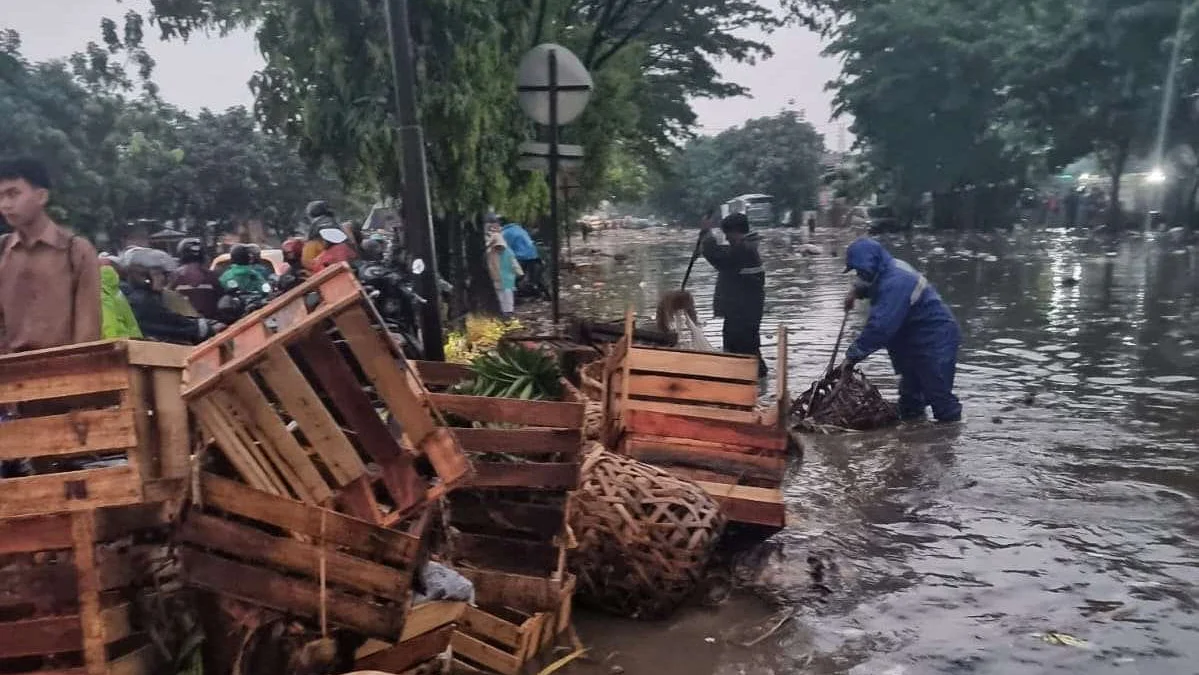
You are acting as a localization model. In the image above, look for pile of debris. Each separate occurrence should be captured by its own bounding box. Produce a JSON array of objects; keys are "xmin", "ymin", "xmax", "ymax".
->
[{"xmin": 790, "ymin": 367, "xmax": 898, "ymax": 432}]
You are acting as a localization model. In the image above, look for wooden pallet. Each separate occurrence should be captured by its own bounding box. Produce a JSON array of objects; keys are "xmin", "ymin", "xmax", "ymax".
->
[
  {"xmin": 603, "ymin": 313, "xmax": 790, "ymax": 530},
  {"xmin": 181, "ymin": 264, "xmax": 471, "ymax": 525},
  {"xmin": 415, "ymin": 362, "xmax": 583, "ymax": 578},
  {"xmin": 177, "ymin": 473, "xmax": 425, "ymax": 640},
  {"xmin": 0, "ymin": 503, "xmax": 176, "ymax": 675},
  {"xmin": 450, "ymin": 569, "xmax": 575, "ymax": 675},
  {"xmin": 0, "ymin": 340, "xmax": 191, "ymax": 519},
  {"xmin": 353, "ymin": 600, "xmax": 466, "ymax": 673}
]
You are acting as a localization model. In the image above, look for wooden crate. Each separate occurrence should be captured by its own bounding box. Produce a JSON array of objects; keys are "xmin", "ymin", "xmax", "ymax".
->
[
  {"xmin": 177, "ymin": 473, "xmax": 425, "ymax": 640},
  {"xmin": 353, "ymin": 600, "xmax": 466, "ymax": 673},
  {"xmin": 0, "ymin": 502, "xmax": 176, "ymax": 675},
  {"xmin": 0, "ymin": 340, "xmax": 191, "ymax": 519},
  {"xmin": 450, "ymin": 569, "xmax": 575, "ymax": 675},
  {"xmin": 415, "ymin": 362, "xmax": 584, "ymax": 578},
  {"xmin": 602, "ymin": 314, "xmax": 790, "ymax": 530},
  {"xmin": 182, "ymin": 264, "xmax": 471, "ymax": 525}
]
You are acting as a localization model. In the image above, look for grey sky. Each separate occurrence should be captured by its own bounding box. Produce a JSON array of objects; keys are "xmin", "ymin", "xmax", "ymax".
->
[{"xmin": 5, "ymin": 0, "xmax": 844, "ymax": 144}]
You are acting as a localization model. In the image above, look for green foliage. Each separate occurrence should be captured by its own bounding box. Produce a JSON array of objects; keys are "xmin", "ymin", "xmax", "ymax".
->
[{"xmin": 463, "ymin": 344, "xmax": 563, "ymax": 401}]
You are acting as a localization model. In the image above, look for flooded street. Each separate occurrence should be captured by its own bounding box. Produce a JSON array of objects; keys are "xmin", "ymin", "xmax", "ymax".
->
[{"xmin": 558, "ymin": 226, "xmax": 1199, "ymax": 675}]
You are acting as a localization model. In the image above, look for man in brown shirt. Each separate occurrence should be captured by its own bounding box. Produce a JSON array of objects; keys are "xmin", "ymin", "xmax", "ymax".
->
[{"xmin": 0, "ymin": 158, "xmax": 101, "ymax": 354}]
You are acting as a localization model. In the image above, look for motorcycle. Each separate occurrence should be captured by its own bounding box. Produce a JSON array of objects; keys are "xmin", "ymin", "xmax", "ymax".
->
[
  {"xmin": 356, "ymin": 258, "xmax": 426, "ymax": 359},
  {"xmin": 216, "ymin": 278, "xmax": 275, "ymax": 325}
]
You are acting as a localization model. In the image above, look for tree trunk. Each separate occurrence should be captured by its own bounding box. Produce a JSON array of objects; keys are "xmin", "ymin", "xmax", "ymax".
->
[{"xmin": 1107, "ymin": 139, "xmax": 1131, "ymax": 229}]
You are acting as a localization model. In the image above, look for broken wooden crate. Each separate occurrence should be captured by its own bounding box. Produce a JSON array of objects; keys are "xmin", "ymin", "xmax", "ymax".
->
[
  {"xmin": 0, "ymin": 340, "xmax": 191, "ymax": 519},
  {"xmin": 353, "ymin": 600, "xmax": 466, "ymax": 674},
  {"xmin": 182, "ymin": 264, "xmax": 471, "ymax": 525},
  {"xmin": 177, "ymin": 473, "xmax": 425, "ymax": 640},
  {"xmin": 451, "ymin": 569, "xmax": 576, "ymax": 675},
  {"xmin": 602, "ymin": 316, "xmax": 790, "ymax": 530},
  {"xmin": 0, "ymin": 502, "xmax": 178, "ymax": 675},
  {"xmin": 415, "ymin": 361, "xmax": 584, "ymax": 579}
]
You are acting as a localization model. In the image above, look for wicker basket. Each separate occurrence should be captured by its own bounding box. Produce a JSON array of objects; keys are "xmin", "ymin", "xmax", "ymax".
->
[{"xmin": 569, "ymin": 449, "xmax": 725, "ymax": 619}]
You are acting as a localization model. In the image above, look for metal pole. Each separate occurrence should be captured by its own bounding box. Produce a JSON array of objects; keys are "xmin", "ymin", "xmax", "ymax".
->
[
  {"xmin": 548, "ymin": 49, "xmax": 561, "ymax": 324},
  {"xmin": 384, "ymin": 0, "xmax": 445, "ymax": 360}
]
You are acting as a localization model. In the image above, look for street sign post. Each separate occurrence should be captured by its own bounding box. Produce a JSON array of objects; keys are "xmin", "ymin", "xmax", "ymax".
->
[{"xmin": 516, "ymin": 44, "xmax": 593, "ymax": 323}]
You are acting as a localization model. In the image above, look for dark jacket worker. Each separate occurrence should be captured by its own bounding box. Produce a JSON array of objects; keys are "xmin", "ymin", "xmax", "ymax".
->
[{"xmin": 701, "ymin": 212, "xmax": 767, "ymax": 377}]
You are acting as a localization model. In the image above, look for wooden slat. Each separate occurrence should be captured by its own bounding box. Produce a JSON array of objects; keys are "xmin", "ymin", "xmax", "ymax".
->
[
  {"xmin": 450, "ymin": 533, "xmax": 560, "ymax": 577},
  {"xmin": 125, "ymin": 368, "xmax": 156, "ymax": 481},
  {"xmin": 692, "ymin": 480, "xmax": 786, "ymax": 528},
  {"xmin": 413, "ymin": 360, "xmax": 473, "ymax": 388},
  {"xmin": 71, "ymin": 511, "xmax": 105, "ymax": 675},
  {"xmin": 401, "ymin": 601, "xmax": 467, "ymax": 641},
  {"xmin": 124, "ymin": 340, "xmax": 189, "ymax": 369},
  {"xmin": 0, "ymin": 512, "xmax": 73, "ymax": 553},
  {"xmin": 450, "ymin": 428, "xmax": 580, "ymax": 455},
  {"xmin": 151, "ymin": 368, "xmax": 190, "ymax": 480},
  {"xmin": 623, "ymin": 408, "xmax": 787, "ymax": 452},
  {"xmin": 452, "ymin": 631, "xmax": 522, "ymax": 675},
  {"xmin": 101, "ymin": 602, "xmax": 134, "ymax": 644},
  {"xmin": 332, "ymin": 306, "xmax": 437, "ymax": 444},
  {"xmin": 0, "ymin": 407, "xmax": 136, "ymax": 460},
  {"xmin": 418, "ymin": 427, "xmax": 472, "ymax": 496},
  {"xmin": 0, "ymin": 351, "xmax": 129, "ymax": 406},
  {"xmin": 356, "ymin": 624, "xmax": 454, "ymax": 673},
  {"xmin": 623, "ymin": 437, "xmax": 785, "ymax": 479},
  {"xmin": 0, "ymin": 615, "xmax": 82, "ymax": 658},
  {"xmin": 198, "ymin": 474, "xmax": 419, "ymax": 566},
  {"xmin": 255, "ymin": 347, "xmax": 366, "ymax": 486},
  {"xmin": 193, "ymin": 394, "xmax": 288, "ymax": 496},
  {"xmin": 468, "ymin": 462, "xmax": 579, "ymax": 490},
  {"xmin": 448, "ymin": 495, "xmax": 566, "ymax": 539},
  {"xmin": 458, "ymin": 605, "xmax": 523, "ymax": 649},
  {"xmin": 628, "ymin": 347, "xmax": 760, "ymax": 383},
  {"xmin": 208, "ymin": 382, "xmax": 314, "ymax": 503},
  {"xmin": 224, "ymin": 373, "xmax": 332, "ymax": 504},
  {"xmin": 180, "ymin": 549, "xmax": 402, "ymax": 638},
  {"xmin": 426, "ymin": 394, "xmax": 584, "ymax": 428},
  {"xmin": 457, "ymin": 568, "xmax": 569, "ymax": 611},
  {"xmin": 624, "ymin": 373, "xmax": 758, "ymax": 408},
  {"xmin": 623, "ymin": 399, "xmax": 760, "ymax": 424},
  {"xmin": 0, "ymin": 466, "xmax": 142, "ymax": 519},
  {"xmin": 108, "ymin": 644, "xmax": 155, "ymax": 675},
  {"xmin": 180, "ymin": 512, "xmax": 410, "ymax": 600}
]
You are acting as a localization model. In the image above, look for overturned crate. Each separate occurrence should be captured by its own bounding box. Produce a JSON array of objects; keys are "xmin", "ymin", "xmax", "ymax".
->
[
  {"xmin": 603, "ymin": 315, "xmax": 790, "ymax": 531},
  {"xmin": 415, "ymin": 360, "xmax": 584, "ymax": 580},
  {"xmin": 0, "ymin": 502, "xmax": 180, "ymax": 675},
  {"xmin": 451, "ymin": 569, "xmax": 576, "ymax": 675},
  {"xmin": 0, "ymin": 340, "xmax": 191, "ymax": 519},
  {"xmin": 177, "ymin": 473, "xmax": 425, "ymax": 640},
  {"xmin": 183, "ymin": 264, "xmax": 471, "ymax": 525},
  {"xmin": 353, "ymin": 600, "xmax": 466, "ymax": 674}
]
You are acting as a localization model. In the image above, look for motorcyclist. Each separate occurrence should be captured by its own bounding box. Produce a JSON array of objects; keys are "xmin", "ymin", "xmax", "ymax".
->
[
  {"xmin": 247, "ymin": 244, "xmax": 277, "ymax": 281},
  {"xmin": 168, "ymin": 238, "xmax": 222, "ymax": 320},
  {"xmin": 303, "ymin": 200, "xmax": 337, "ymax": 270},
  {"xmin": 277, "ymin": 237, "xmax": 309, "ymax": 292},
  {"xmin": 311, "ymin": 226, "xmax": 358, "ymax": 271},
  {"xmin": 123, "ymin": 247, "xmax": 223, "ymax": 344},
  {"xmin": 219, "ymin": 244, "xmax": 272, "ymax": 294}
]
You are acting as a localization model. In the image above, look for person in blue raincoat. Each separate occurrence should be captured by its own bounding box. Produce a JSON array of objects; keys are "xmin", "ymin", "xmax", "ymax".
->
[{"xmin": 840, "ymin": 238, "xmax": 962, "ymax": 422}]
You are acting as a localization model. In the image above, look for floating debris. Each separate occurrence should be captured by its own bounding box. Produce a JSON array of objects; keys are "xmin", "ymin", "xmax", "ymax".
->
[{"xmin": 792, "ymin": 367, "xmax": 898, "ymax": 432}]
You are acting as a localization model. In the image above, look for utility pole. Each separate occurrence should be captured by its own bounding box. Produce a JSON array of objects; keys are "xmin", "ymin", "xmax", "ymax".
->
[{"xmin": 384, "ymin": 0, "xmax": 445, "ymax": 360}]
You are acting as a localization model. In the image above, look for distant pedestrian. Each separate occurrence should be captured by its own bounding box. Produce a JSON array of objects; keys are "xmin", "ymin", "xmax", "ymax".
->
[{"xmin": 486, "ymin": 226, "xmax": 522, "ymax": 320}]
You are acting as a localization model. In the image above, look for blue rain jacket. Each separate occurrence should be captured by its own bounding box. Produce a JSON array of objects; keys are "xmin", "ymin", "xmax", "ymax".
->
[
  {"xmin": 844, "ymin": 238, "xmax": 959, "ymax": 364},
  {"xmin": 502, "ymin": 223, "xmax": 540, "ymax": 262}
]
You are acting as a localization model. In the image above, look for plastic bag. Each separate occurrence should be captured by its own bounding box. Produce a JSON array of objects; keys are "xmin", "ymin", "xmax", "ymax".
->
[{"xmin": 665, "ymin": 311, "xmax": 715, "ymax": 352}]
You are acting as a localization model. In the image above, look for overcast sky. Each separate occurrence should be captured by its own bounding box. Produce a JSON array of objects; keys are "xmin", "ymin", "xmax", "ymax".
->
[{"xmin": 5, "ymin": 0, "xmax": 845, "ymax": 146}]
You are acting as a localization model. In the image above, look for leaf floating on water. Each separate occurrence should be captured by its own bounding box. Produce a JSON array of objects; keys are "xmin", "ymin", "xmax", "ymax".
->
[{"xmin": 1037, "ymin": 631, "xmax": 1088, "ymax": 648}]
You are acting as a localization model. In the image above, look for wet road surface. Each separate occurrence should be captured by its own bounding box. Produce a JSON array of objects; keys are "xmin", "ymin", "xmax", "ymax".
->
[{"xmin": 555, "ymin": 225, "xmax": 1199, "ymax": 675}]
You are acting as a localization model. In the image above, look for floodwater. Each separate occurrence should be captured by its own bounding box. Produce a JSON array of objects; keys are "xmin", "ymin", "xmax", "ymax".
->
[{"xmin": 555, "ymin": 225, "xmax": 1199, "ymax": 675}]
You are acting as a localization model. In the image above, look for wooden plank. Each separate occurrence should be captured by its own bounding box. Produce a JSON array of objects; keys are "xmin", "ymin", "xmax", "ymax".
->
[
  {"xmin": 356, "ymin": 624, "xmax": 454, "ymax": 673},
  {"xmin": 101, "ymin": 602, "xmax": 134, "ymax": 644},
  {"xmin": 0, "ymin": 615, "xmax": 82, "ymax": 658},
  {"xmin": 376, "ymin": 451, "xmax": 431, "ymax": 519},
  {"xmin": 623, "ymin": 438, "xmax": 785, "ymax": 481},
  {"xmin": 333, "ymin": 306, "xmax": 437, "ymax": 444},
  {"xmin": 692, "ymin": 480, "xmax": 786, "ymax": 528},
  {"xmin": 450, "ymin": 428, "xmax": 580, "ymax": 455},
  {"xmin": 776, "ymin": 325, "xmax": 789, "ymax": 430},
  {"xmin": 0, "ymin": 466, "xmax": 142, "ymax": 519},
  {"xmin": 193, "ymin": 394, "xmax": 288, "ymax": 496},
  {"xmin": 0, "ymin": 351, "xmax": 129, "ymax": 405},
  {"xmin": 224, "ymin": 373, "xmax": 332, "ymax": 504},
  {"xmin": 93, "ymin": 502, "xmax": 171, "ymax": 542},
  {"xmin": 255, "ymin": 348, "xmax": 366, "ymax": 486},
  {"xmin": 623, "ymin": 408, "xmax": 787, "ymax": 452},
  {"xmin": 449, "ymin": 533, "xmax": 560, "ymax": 576},
  {"xmin": 624, "ymin": 432, "xmax": 786, "ymax": 466},
  {"xmin": 71, "ymin": 511, "xmax": 106, "ymax": 675},
  {"xmin": 198, "ymin": 474, "xmax": 419, "ymax": 566},
  {"xmin": 151, "ymin": 368, "xmax": 190, "ymax": 480},
  {"xmin": 625, "ymin": 373, "xmax": 758, "ymax": 408},
  {"xmin": 401, "ymin": 601, "xmax": 467, "ymax": 641},
  {"xmin": 0, "ymin": 407, "xmax": 136, "ymax": 460},
  {"xmin": 628, "ymin": 347, "xmax": 760, "ymax": 383},
  {"xmin": 456, "ymin": 568, "xmax": 567, "ymax": 612},
  {"xmin": 179, "ymin": 512, "xmax": 410, "ymax": 601},
  {"xmin": 624, "ymin": 399, "xmax": 760, "ymax": 425},
  {"xmin": 452, "ymin": 631, "xmax": 522, "ymax": 675},
  {"xmin": 413, "ymin": 360, "xmax": 473, "ymax": 388},
  {"xmin": 125, "ymin": 340, "xmax": 189, "ymax": 369},
  {"xmin": 207, "ymin": 383, "xmax": 313, "ymax": 503},
  {"xmin": 0, "ymin": 564, "xmax": 78, "ymax": 609},
  {"xmin": 180, "ymin": 549, "xmax": 402, "ymax": 638},
  {"xmin": 448, "ymin": 495, "xmax": 566, "ymax": 539},
  {"xmin": 468, "ymin": 462, "xmax": 579, "ymax": 490},
  {"xmin": 418, "ymin": 427, "xmax": 472, "ymax": 495},
  {"xmin": 426, "ymin": 394, "xmax": 584, "ymax": 428},
  {"xmin": 458, "ymin": 605, "xmax": 522, "ymax": 649},
  {"xmin": 108, "ymin": 644, "xmax": 155, "ymax": 675},
  {"xmin": 125, "ymin": 368, "xmax": 157, "ymax": 481},
  {"xmin": 0, "ymin": 512, "xmax": 73, "ymax": 553}
]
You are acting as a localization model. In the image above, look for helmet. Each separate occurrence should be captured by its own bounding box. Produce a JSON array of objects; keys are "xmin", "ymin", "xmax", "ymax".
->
[
  {"xmin": 246, "ymin": 244, "xmax": 262, "ymax": 263},
  {"xmin": 230, "ymin": 244, "xmax": 253, "ymax": 266},
  {"xmin": 306, "ymin": 200, "xmax": 334, "ymax": 221},
  {"xmin": 281, "ymin": 238, "xmax": 304, "ymax": 258},
  {"xmin": 176, "ymin": 238, "xmax": 204, "ymax": 263},
  {"xmin": 360, "ymin": 237, "xmax": 385, "ymax": 262}
]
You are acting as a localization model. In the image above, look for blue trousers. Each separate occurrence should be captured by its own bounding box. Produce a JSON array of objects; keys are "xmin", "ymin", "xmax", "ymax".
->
[{"xmin": 888, "ymin": 347, "xmax": 961, "ymax": 422}]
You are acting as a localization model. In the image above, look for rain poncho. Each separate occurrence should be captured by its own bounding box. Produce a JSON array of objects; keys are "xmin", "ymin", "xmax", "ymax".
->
[
  {"xmin": 100, "ymin": 266, "xmax": 142, "ymax": 339},
  {"xmin": 844, "ymin": 238, "xmax": 962, "ymax": 421},
  {"xmin": 219, "ymin": 264, "xmax": 270, "ymax": 293},
  {"xmin": 501, "ymin": 223, "xmax": 539, "ymax": 262}
]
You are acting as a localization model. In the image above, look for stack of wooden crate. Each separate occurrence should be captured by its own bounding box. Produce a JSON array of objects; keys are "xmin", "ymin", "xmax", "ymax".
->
[
  {"xmin": 415, "ymin": 360, "xmax": 582, "ymax": 675},
  {"xmin": 0, "ymin": 339, "xmax": 193, "ymax": 675}
]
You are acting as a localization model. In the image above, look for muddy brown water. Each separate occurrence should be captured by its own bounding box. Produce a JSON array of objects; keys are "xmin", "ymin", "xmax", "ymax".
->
[{"xmin": 546, "ymin": 226, "xmax": 1199, "ymax": 675}]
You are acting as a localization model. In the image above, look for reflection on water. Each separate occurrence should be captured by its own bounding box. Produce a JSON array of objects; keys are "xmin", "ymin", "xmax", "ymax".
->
[{"xmin": 561, "ymin": 226, "xmax": 1199, "ymax": 675}]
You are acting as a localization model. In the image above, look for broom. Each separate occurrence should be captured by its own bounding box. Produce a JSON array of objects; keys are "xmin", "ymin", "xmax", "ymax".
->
[{"xmin": 656, "ymin": 228, "xmax": 705, "ymax": 334}]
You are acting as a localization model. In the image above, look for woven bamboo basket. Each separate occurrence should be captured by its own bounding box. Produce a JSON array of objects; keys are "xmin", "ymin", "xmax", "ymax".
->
[{"xmin": 569, "ymin": 448, "xmax": 726, "ymax": 619}]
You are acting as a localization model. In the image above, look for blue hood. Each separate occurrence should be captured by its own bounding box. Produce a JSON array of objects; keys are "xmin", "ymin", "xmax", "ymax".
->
[{"xmin": 845, "ymin": 237, "xmax": 892, "ymax": 281}]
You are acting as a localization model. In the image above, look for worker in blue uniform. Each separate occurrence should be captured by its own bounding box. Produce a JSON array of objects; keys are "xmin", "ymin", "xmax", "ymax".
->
[{"xmin": 840, "ymin": 238, "xmax": 962, "ymax": 422}]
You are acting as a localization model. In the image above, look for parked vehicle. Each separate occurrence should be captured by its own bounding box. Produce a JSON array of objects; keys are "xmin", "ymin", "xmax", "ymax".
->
[{"xmin": 722, "ymin": 194, "xmax": 777, "ymax": 227}]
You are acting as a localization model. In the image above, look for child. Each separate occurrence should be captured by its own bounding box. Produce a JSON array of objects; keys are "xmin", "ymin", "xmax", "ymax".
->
[
  {"xmin": 486, "ymin": 228, "xmax": 523, "ymax": 320},
  {"xmin": 701, "ymin": 212, "xmax": 767, "ymax": 377}
]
